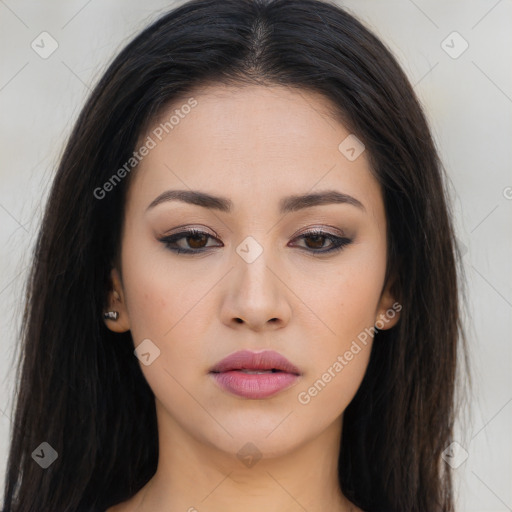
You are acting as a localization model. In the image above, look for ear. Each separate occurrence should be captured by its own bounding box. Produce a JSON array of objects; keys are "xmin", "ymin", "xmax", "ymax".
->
[
  {"xmin": 103, "ymin": 267, "xmax": 130, "ymax": 333},
  {"xmin": 374, "ymin": 275, "xmax": 401, "ymax": 330}
]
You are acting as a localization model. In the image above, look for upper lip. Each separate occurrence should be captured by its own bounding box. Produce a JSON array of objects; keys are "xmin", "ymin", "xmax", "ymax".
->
[{"xmin": 210, "ymin": 349, "xmax": 301, "ymax": 375}]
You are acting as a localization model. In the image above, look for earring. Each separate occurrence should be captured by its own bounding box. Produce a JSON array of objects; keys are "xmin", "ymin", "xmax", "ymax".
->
[
  {"xmin": 104, "ymin": 311, "xmax": 119, "ymax": 320},
  {"xmin": 104, "ymin": 290, "xmax": 121, "ymax": 320}
]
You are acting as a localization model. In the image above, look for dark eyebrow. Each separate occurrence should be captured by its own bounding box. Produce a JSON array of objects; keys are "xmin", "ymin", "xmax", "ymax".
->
[
  {"xmin": 146, "ymin": 190, "xmax": 232, "ymax": 212},
  {"xmin": 279, "ymin": 190, "xmax": 365, "ymax": 213},
  {"xmin": 146, "ymin": 189, "xmax": 365, "ymax": 213}
]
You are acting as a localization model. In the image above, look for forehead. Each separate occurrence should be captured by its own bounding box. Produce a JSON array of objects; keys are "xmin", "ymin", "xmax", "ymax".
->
[{"xmin": 127, "ymin": 84, "xmax": 382, "ymax": 219}]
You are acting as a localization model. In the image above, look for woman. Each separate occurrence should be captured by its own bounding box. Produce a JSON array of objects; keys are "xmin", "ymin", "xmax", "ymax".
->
[{"xmin": 1, "ymin": 0, "xmax": 469, "ymax": 511}]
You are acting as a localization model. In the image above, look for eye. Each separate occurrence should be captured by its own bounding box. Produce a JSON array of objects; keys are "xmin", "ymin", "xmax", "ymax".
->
[
  {"xmin": 291, "ymin": 229, "xmax": 352, "ymax": 254},
  {"xmin": 159, "ymin": 229, "xmax": 222, "ymax": 254}
]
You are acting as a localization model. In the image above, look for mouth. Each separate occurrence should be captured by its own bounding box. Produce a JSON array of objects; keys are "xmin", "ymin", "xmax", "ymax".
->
[
  {"xmin": 209, "ymin": 349, "xmax": 301, "ymax": 375},
  {"xmin": 209, "ymin": 350, "xmax": 301, "ymax": 399}
]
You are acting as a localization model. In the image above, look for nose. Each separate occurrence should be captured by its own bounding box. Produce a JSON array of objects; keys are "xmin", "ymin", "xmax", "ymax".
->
[{"xmin": 220, "ymin": 249, "xmax": 292, "ymax": 331}]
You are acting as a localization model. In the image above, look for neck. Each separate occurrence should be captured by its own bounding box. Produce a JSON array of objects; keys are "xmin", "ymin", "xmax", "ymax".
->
[{"xmin": 130, "ymin": 400, "xmax": 355, "ymax": 512}]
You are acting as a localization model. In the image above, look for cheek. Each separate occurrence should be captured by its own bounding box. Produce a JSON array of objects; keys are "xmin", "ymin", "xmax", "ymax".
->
[
  {"xmin": 289, "ymin": 248, "xmax": 385, "ymax": 416},
  {"xmin": 294, "ymin": 251, "xmax": 385, "ymax": 355},
  {"xmin": 120, "ymin": 234, "xmax": 214, "ymax": 380},
  {"xmin": 123, "ymin": 266, "xmax": 171, "ymax": 342},
  {"xmin": 329, "ymin": 269, "xmax": 382, "ymax": 341},
  {"xmin": 296, "ymin": 343, "xmax": 372, "ymax": 421},
  {"xmin": 120, "ymin": 232, "xmax": 201, "ymax": 343},
  {"xmin": 120, "ymin": 242, "xmax": 209, "ymax": 415},
  {"xmin": 291, "ymin": 284, "xmax": 377, "ymax": 428}
]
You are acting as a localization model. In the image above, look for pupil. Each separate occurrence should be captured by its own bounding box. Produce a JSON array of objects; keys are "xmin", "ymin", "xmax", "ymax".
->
[
  {"xmin": 188, "ymin": 234, "xmax": 207, "ymax": 248},
  {"xmin": 307, "ymin": 235, "xmax": 325, "ymax": 249}
]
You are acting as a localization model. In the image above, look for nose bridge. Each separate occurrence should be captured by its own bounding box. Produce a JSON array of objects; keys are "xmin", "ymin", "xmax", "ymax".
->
[
  {"xmin": 234, "ymin": 236, "xmax": 279, "ymax": 304},
  {"xmin": 221, "ymin": 234, "xmax": 291, "ymax": 329}
]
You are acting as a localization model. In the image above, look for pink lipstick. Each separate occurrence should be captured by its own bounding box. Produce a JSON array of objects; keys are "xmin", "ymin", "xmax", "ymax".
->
[{"xmin": 209, "ymin": 349, "xmax": 301, "ymax": 399}]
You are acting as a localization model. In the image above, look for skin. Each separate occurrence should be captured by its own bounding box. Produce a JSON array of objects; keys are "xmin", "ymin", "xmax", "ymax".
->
[{"xmin": 104, "ymin": 84, "xmax": 400, "ymax": 512}]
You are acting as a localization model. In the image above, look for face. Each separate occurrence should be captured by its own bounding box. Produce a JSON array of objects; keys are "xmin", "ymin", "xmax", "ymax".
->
[{"xmin": 105, "ymin": 84, "xmax": 399, "ymax": 459}]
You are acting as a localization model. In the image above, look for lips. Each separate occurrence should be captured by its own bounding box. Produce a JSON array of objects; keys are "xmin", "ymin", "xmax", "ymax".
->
[
  {"xmin": 209, "ymin": 349, "xmax": 302, "ymax": 399},
  {"xmin": 209, "ymin": 349, "xmax": 301, "ymax": 375}
]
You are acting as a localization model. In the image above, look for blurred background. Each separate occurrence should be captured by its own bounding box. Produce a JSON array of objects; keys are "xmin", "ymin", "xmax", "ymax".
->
[{"xmin": 0, "ymin": 1, "xmax": 511, "ymax": 510}]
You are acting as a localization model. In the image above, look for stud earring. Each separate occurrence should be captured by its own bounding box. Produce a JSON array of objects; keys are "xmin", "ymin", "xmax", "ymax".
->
[
  {"xmin": 104, "ymin": 311, "xmax": 119, "ymax": 320},
  {"xmin": 104, "ymin": 290, "xmax": 121, "ymax": 320}
]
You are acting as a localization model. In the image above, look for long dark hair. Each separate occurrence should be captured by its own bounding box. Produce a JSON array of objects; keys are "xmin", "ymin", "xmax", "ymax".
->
[{"xmin": 2, "ymin": 1, "xmax": 469, "ymax": 510}]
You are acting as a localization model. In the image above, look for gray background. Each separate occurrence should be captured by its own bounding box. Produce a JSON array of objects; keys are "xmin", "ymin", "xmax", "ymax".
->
[{"xmin": 1, "ymin": 1, "xmax": 511, "ymax": 510}]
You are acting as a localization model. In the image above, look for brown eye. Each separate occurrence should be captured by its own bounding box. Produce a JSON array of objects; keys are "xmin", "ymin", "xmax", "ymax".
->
[
  {"xmin": 159, "ymin": 229, "xmax": 222, "ymax": 254},
  {"xmin": 303, "ymin": 234, "xmax": 329, "ymax": 250},
  {"xmin": 187, "ymin": 233, "xmax": 209, "ymax": 248},
  {"xmin": 292, "ymin": 229, "xmax": 352, "ymax": 254}
]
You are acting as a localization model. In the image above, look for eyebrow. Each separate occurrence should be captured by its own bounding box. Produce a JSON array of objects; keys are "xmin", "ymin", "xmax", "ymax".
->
[{"xmin": 146, "ymin": 189, "xmax": 365, "ymax": 214}]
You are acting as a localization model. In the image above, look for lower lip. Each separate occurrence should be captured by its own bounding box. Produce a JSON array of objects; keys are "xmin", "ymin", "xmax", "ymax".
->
[{"xmin": 210, "ymin": 371, "xmax": 299, "ymax": 399}]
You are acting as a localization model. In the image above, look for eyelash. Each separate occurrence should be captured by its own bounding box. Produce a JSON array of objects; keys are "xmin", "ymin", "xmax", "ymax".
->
[{"xmin": 159, "ymin": 228, "xmax": 352, "ymax": 255}]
